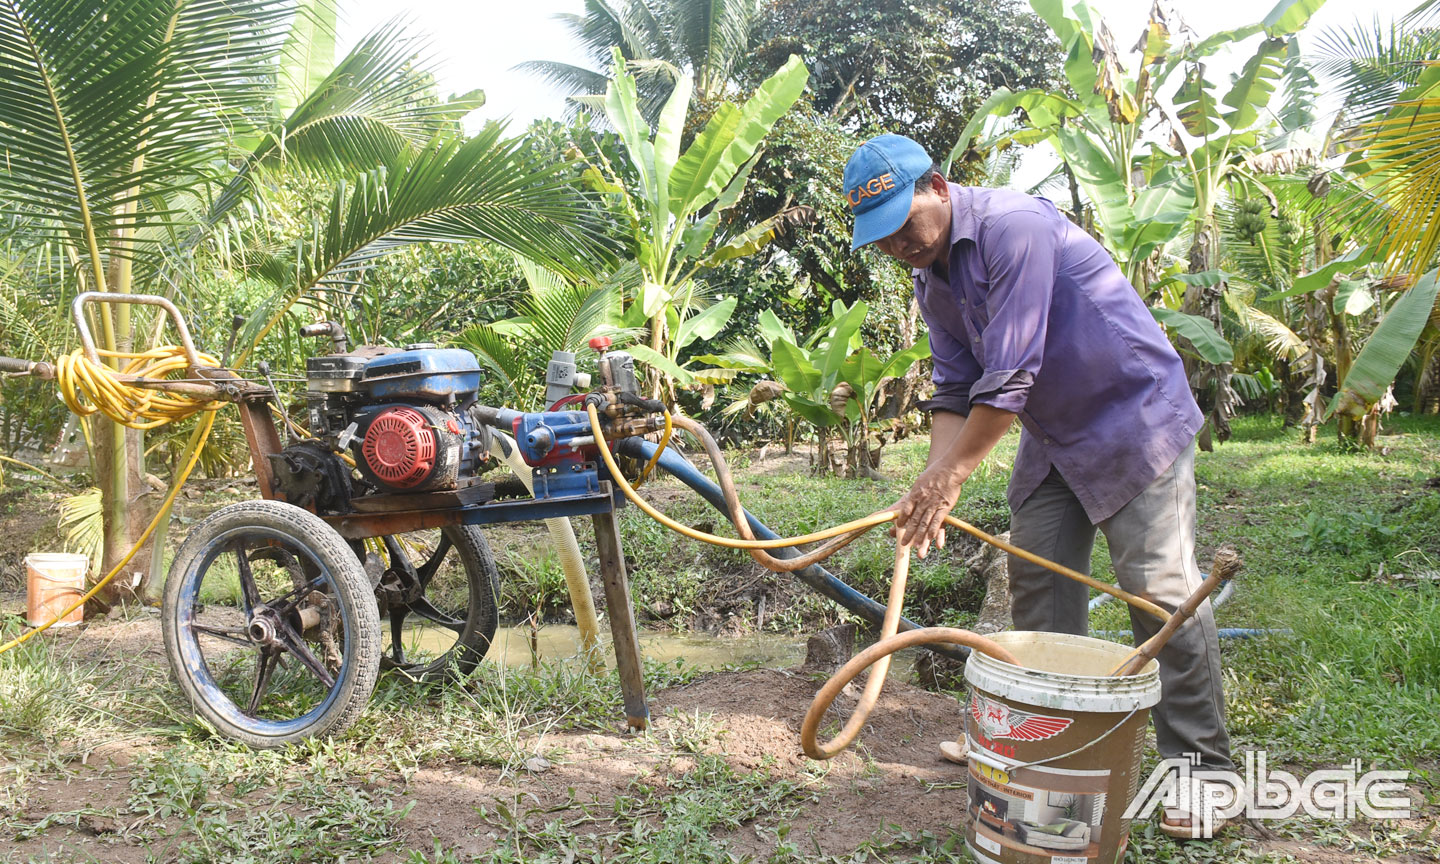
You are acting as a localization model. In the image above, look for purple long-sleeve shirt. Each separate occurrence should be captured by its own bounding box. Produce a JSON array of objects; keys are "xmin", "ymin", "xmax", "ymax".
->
[{"xmin": 914, "ymin": 184, "xmax": 1202, "ymax": 523}]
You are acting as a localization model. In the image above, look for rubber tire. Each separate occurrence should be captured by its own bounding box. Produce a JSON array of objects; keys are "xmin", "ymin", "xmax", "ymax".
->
[
  {"xmin": 381, "ymin": 524, "xmax": 501, "ymax": 681},
  {"xmin": 162, "ymin": 500, "xmax": 381, "ymax": 748}
]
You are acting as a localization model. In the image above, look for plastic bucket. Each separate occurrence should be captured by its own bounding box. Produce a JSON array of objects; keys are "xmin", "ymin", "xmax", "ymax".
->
[
  {"xmin": 25, "ymin": 553, "xmax": 89, "ymax": 628},
  {"xmin": 963, "ymin": 631, "xmax": 1161, "ymax": 864}
]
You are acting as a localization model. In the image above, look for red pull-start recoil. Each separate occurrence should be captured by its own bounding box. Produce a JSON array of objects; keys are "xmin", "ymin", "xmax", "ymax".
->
[{"xmin": 361, "ymin": 405, "xmax": 437, "ymax": 488}]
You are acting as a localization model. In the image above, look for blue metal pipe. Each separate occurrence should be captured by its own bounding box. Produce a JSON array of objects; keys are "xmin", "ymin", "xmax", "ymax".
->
[
  {"xmin": 1092, "ymin": 628, "xmax": 1291, "ymax": 641},
  {"xmin": 618, "ymin": 438, "xmax": 972, "ymax": 661}
]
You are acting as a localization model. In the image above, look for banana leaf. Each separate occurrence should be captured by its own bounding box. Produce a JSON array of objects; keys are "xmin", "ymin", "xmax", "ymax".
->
[
  {"xmin": 1151, "ymin": 307, "xmax": 1235, "ymax": 364},
  {"xmin": 1331, "ymin": 269, "xmax": 1440, "ymax": 416}
]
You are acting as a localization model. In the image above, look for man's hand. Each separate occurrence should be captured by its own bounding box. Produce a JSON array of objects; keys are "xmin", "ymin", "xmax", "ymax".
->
[
  {"xmin": 889, "ymin": 463, "xmax": 969, "ymax": 558},
  {"xmin": 889, "ymin": 404, "xmax": 1016, "ymax": 558}
]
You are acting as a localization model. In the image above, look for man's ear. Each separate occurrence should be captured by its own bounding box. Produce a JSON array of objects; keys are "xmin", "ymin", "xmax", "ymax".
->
[{"xmin": 929, "ymin": 171, "xmax": 948, "ymax": 196}]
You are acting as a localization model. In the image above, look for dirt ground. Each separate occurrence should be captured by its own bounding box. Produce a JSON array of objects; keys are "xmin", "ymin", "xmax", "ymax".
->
[
  {"xmin": 1, "ymin": 461, "xmax": 1435, "ymax": 862},
  {"xmin": 2, "ymin": 617, "xmax": 1435, "ymax": 862}
]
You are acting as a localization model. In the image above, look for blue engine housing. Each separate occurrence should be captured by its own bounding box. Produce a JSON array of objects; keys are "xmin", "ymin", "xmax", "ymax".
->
[{"xmin": 360, "ymin": 347, "xmax": 481, "ymax": 403}]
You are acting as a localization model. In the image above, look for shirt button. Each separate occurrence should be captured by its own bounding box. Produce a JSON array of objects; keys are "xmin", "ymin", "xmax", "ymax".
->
[
  {"xmin": 973, "ymin": 336, "xmax": 980, "ymax": 343},
  {"xmin": 959, "ymin": 298, "xmax": 966, "ymax": 304},
  {"xmin": 1043, "ymin": 438, "xmax": 1053, "ymax": 445}
]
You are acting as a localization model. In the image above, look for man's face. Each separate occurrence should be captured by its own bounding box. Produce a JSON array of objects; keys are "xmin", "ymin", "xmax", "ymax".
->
[{"xmin": 873, "ymin": 174, "xmax": 951, "ymax": 269}]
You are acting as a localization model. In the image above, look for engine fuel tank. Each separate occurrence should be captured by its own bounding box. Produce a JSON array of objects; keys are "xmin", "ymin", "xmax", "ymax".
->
[{"xmin": 361, "ymin": 347, "xmax": 481, "ymax": 403}]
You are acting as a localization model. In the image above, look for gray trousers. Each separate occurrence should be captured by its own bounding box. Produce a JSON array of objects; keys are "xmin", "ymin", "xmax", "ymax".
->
[{"xmin": 1007, "ymin": 442, "xmax": 1234, "ymax": 771}]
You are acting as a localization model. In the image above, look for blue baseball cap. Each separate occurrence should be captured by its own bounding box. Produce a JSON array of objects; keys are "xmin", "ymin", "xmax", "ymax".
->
[{"xmin": 844, "ymin": 134, "xmax": 935, "ymax": 251}]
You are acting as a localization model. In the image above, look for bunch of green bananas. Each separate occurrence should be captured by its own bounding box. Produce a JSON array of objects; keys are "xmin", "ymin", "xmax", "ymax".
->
[
  {"xmin": 1278, "ymin": 215, "xmax": 1303, "ymax": 247},
  {"xmin": 1234, "ymin": 198, "xmax": 1268, "ymax": 245}
]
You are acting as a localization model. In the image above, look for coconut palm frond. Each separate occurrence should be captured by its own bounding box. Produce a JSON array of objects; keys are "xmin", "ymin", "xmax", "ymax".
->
[
  {"xmin": 1239, "ymin": 301, "xmax": 1307, "ymax": 361},
  {"xmin": 212, "ymin": 17, "xmax": 488, "ymax": 223},
  {"xmin": 452, "ymin": 323, "xmax": 523, "ymax": 401},
  {"xmin": 57, "ymin": 487, "xmax": 103, "ymax": 573},
  {"xmin": 1348, "ymin": 81, "xmax": 1440, "ymax": 278},
  {"xmin": 513, "ymin": 60, "xmax": 616, "ymax": 100},
  {"xmin": 0, "ymin": 0, "xmax": 292, "ymax": 277},
  {"xmin": 1407, "ymin": 0, "xmax": 1440, "ymax": 28},
  {"xmin": 235, "ymin": 125, "xmax": 610, "ymax": 362},
  {"xmin": 677, "ymin": 0, "xmax": 760, "ymax": 96},
  {"xmin": 521, "ymin": 0, "xmax": 762, "ymax": 121},
  {"xmin": 1314, "ymin": 16, "xmax": 1440, "ymax": 122}
]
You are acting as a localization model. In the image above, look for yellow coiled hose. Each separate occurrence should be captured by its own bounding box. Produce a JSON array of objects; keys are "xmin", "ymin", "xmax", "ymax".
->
[
  {"xmin": 584, "ymin": 403, "xmax": 1169, "ymax": 760},
  {"xmin": 55, "ymin": 346, "xmax": 226, "ymax": 429}
]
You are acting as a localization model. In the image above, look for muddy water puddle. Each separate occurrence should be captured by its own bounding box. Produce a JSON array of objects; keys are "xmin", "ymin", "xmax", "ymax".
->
[{"xmin": 403, "ymin": 624, "xmax": 808, "ymax": 669}]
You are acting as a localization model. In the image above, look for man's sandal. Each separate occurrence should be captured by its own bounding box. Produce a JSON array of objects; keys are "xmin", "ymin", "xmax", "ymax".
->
[
  {"xmin": 939, "ymin": 737, "xmax": 968, "ymax": 764},
  {"xmin": 1159, "ymin": 809, "xmax": 1231, "ymax": 839},
  {"xmin": 1158, "ymin": 778, "xmax": 1235, "ymax": 840}
]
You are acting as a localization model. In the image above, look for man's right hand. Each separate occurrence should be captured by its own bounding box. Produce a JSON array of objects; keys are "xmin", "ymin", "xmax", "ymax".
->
[
  {"xmin": 888, "ymin": 463, "xmax": 968, "ymax": 558},
  {"xmin": 889, "ymin": 404, "xmax": 1016, "ymax": 558}
]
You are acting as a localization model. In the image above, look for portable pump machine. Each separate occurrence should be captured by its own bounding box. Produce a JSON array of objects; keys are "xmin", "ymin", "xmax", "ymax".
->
[{"xmin": 275, "ymin": 324, "xmax": 648, "ymax": 510}]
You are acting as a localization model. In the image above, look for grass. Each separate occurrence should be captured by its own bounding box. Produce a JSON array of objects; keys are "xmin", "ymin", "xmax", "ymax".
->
[{"xmin": 0, "ymin": 413, "xmax": 1436, "ymax": 862}]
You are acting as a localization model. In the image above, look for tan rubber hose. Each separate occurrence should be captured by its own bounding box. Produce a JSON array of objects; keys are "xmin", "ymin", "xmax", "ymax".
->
[
  {"xmin": 593, "ymin": 407, "xmax": 1168, "ymax": 623},
  {"xmin": 487, "ymin": 430, "xmax": 601, "ymax": 662},
  {"xmin": 798, "ymin": 545, "xmax": 1021, "ymax": 760}
]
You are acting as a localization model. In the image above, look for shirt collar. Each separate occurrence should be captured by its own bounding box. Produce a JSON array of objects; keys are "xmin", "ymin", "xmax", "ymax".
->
[{"xmin": 914, "ymin": 184, "xmax": 975, "ymax": 284}]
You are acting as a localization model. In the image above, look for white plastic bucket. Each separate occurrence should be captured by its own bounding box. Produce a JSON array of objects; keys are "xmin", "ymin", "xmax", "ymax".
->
[
  {"xmin": 25, "ymin": 552, "xmax": 89, "ymax": 628},
  {"xmin": 964, "ymin": 631, "xmax": 1161, "ymax": 864}
]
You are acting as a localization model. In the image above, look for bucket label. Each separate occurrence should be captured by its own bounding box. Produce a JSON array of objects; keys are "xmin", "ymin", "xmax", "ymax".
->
[
  {"xmin": 970, "ymin": 692, "xmax": 1073, "ymax": 742},
  {"xmin": 967, "ymin": 759, "xmax": 1111, "ymax": 862}
]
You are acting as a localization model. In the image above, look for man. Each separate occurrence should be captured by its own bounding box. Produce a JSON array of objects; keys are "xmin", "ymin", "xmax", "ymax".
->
[{"xmin": 844, "ymin": 133, "xmax": 1233, "ymax": 839}]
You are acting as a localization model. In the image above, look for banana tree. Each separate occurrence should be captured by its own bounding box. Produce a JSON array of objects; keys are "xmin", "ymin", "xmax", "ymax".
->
[
  {"xmin": 589, "ymin": 46, "xmax": 808, "ymax": 398},
  {"xmin": 698, "ymin": 302, "xmax": 930, "ymax": 478},
  {"xmin": 947, "ymin": 0, "xmax": 1327, "ymax": 444},
  {"xmin": 1236, "ymin": 4, "xmax": 1440, "ymax": 443}
]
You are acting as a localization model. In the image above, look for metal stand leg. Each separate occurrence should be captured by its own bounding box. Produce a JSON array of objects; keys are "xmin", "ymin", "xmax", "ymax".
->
[{"xmin": 593, "ymin": 509, "xmax": 648, "ymax": 729}]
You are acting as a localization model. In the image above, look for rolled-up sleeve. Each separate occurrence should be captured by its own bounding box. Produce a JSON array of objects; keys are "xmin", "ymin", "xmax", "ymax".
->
[
  {"xmin": 915, "ymin": 296, "xmax": 982, "ymax": 417},
  {"xmin": 970, "ymin": 212, "xmax": 1060, "ymax": 414}
]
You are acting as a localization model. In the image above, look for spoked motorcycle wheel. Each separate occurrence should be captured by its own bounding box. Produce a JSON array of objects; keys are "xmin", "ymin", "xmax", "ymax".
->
[
  {"xmin": 162, "ymin": 500, "xmax": 380, "ymax": 748},
  {"xmin": 367, "ymin": 524, "xmax": 501, "ymax": 681}
]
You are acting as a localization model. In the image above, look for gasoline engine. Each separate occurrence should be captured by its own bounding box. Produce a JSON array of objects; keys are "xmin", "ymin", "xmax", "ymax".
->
[{"xmin": 266, "ymin": 322, "xmax": 654, "ymax": 514}]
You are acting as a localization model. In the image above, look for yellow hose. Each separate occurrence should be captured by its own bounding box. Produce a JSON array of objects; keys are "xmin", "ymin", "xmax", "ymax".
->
[
  {"xmin": 587, "ymin": 405, "xmax": 892, "ymax": 548},
  {"xmin": 1, "ymin": 345, "xmax": 225, "ymax": 654},
  {"xmin": 583, "ymin": 403, "xmax": 1190, "ymax": 760},
  {"xmin": 55, "ymin": 346, "xmax": 225, "ymax": 429},
  {"xmin": 805, "ymin": 542, "xmax": 911, "ymax": 758},
  {"xmin": 585, "ymin": 404, "xmax": 1168, "ymax": 623},
  {"xmin": 631, "ymin": 409, "xmax": 672, "ymax": 488}
]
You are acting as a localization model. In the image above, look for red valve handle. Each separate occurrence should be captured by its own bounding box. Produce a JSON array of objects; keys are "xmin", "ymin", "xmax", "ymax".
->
[{"xmin": 588, "ymin": 336, "xmax": 612, "ymax": 352}]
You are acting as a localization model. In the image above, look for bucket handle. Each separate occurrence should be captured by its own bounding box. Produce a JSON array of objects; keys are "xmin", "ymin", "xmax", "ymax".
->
[{"xmin": 967, "ymin": 686, "xmax": 1142, "ymax": 773}]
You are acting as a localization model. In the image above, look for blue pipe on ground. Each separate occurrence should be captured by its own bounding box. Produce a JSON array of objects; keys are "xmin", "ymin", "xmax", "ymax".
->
[
  {"xmin": 1087, "ymin": 569, "xmax": 1284, "ymax": 639},
  {"xmin": 1092, "ymin": 628, "xmax": 1291, "ymax": 641},
  {"xmin": 619, "ymin": 438, "xmax": 972, "ymax": 661},
  {"xmin": 1091, "ymin": 579, "xmax": 1235, "ymax": 610}
]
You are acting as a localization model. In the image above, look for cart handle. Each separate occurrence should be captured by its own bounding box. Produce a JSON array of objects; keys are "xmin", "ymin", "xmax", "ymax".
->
[{"xmin": 71, "ymin": 292, "xmax": 208, "ymax": 370}]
